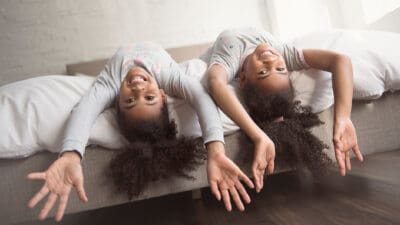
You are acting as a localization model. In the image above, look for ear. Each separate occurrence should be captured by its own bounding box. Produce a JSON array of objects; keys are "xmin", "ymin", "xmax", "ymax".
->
[
  {"xmin": 114, "ymin": 94, "xmax": 120, "ymax": 108},
  {"xmin": 239, "ymin": 70, "xmax": 247, "ymax": 89},
  {"xmin": 160, "ymin": 89, "xmax": 167, "ymax": 103}
]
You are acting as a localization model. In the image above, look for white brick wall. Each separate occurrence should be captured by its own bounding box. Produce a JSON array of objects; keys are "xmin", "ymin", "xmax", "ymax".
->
[{"xmin": 0, "ymin": 0, "xmax": 266, "ymax": 85}]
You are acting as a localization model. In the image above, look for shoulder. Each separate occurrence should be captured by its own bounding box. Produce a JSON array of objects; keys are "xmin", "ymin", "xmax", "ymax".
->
[
  {"xmin": 114, "ymin": 41, "xmax": 165, "ymax": 56},
  {"xmin": 214, "ymin": 28, "xmax": 252, "ymax": 48},
  {"xmin": 216, "ymin": 27, "xmax": 253, "ymax": 40},
  {"xmin": 216, "ymin": 27, "xmax": 276, "ymax": 44}
]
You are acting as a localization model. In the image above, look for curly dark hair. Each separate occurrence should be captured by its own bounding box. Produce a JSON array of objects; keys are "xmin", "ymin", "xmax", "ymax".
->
[
  {"xmin": 241, "ymin": 86, "xmax": 333, "ymax": 177},
  {"xmin": 110, "ymin": 102, "xmax": 206, "ymax": 199}
]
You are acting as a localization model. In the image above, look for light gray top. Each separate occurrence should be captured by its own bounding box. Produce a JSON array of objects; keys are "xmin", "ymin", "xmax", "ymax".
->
[
  {"xmin": 202, "ymin": 27, "xmax": 310, "ymax": 81},
  {"xmin": 61, "ymin": 42, "xmax": 224, "ymax": 158}
]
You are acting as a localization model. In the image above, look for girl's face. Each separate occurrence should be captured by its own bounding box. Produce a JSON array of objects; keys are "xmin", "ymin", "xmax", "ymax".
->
[
  {"xmin": 239, "ymin": 43, "xmax": 290, "ymax": 94},
  {"xmin": 118, "ymin": 67, "xmax": 166, "ymax": 121}
]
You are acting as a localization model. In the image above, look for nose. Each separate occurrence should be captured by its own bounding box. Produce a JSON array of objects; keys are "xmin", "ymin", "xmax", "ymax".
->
[
  {"xmin": 262, "ymin": 56, "xmax": 278, "ymax": 64},
  {"xmin": 260, "ymin": 50, "xmax": 278, "ymax": 62},
  {"xmin": 128, "ymin": 80, "xmax": 146, "ymax": 90},
  {"xmin": 263, "ymin": 56, "xmax": 282, "ymax": 68},
  {"xmin": 131, "ymin": 86, "xmax": 145, "ymax": 92}
]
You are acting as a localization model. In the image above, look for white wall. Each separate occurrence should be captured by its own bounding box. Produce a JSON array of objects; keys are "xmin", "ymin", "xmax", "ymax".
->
[
  {"xmin": 367, "ymin": 7, "xmax": 400, "ymax": 33},
  {"xmin": 266, "ymin": 0, "xmax": 400, "ymax": 41},
  {"xmin": 0, "ymin": 0, "xmax": 266, "ymax": 85},
  {"xmin": 361, "ymin": 0, "xmax": 400, "ymax": 24}
]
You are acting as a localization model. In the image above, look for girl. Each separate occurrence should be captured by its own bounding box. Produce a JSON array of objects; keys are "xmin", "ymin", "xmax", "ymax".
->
[
  {"xmin": 27, "ymin": 42, "xmax": 254, "ymax": 222},
  {"xmin": 203, "ymin": 27, "xmax": 364, "ymax": 193}
]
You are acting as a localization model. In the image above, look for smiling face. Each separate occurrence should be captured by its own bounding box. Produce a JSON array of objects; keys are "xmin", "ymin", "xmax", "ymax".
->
[
  {"xmin": 239, "ymin": 43, "xmax": 290, "ymax": 94},
  {"xmin": 117, "ymin": 67, "xmax": 166, "ymax": 122}
]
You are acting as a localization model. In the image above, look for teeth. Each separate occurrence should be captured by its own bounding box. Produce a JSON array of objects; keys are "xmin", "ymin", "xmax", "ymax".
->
[
  {"xmin": 261, "ymin": 51, "xmax": 273, "ymax": 56},
  {"xmin": 131, "ymin": 76, "xmax": 145, "ymax": 82}
]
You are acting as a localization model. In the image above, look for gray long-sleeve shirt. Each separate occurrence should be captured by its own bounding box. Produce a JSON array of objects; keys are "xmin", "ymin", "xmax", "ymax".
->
[
  {"xmin": 61, "ymin": 42, "xmax": 224, "ymax": 158},
  {"xmin": 202, "ymin": 27, "xmax": 310, "ymax": 81}
]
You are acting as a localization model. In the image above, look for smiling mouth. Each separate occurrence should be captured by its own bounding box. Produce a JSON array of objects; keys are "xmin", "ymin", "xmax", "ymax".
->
[
  {"xmin": 260, "ymin": 49, "xmax": 275, "ymax": 57},
  {"xmin": 259, "ymin": 49, "xmax": 279, "ymax": 62},
  {"xmin": 128, "ymin": 74, "xmax": 148, "ymax": 84}
]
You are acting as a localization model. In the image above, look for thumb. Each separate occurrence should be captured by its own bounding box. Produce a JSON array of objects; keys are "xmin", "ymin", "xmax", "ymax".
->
[{"xmin": 333, "ymin": 125, "xmax": 343, "ymax": 144}]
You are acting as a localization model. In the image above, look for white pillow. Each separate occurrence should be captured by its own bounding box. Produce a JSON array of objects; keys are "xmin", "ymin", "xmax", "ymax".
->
[
  {"xmin": 288, "ymin": 29, "xmax": 400, "ymax": 113},
  {"xmin": 0, "ymin": 75, "xmax": 123, "ymax": 158},
  {"xmin": 0, "ymin": 70, "xmax": 240, "ymax": 158}
]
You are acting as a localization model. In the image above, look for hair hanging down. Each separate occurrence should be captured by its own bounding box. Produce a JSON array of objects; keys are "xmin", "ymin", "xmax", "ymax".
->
[
  {"xmin": 242, "ymin": 86, "xmax": 333, "ymax": 177},
  {"xmin": 110, "ymin": 102, "xmax": 206, "ymax": 199}
]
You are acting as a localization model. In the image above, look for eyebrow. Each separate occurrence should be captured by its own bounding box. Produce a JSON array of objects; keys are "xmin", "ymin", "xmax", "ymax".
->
[{"xmin": 257, "ymin": 71, "xmax": 288, "ymax": 79}]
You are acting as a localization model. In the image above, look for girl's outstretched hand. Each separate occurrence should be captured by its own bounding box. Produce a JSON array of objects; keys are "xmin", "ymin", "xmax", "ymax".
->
[
  {"xmin": 333, "ymin": 117, "xmax": 363, "ymax": 176},
  {"xmin": 27, "ymin": 151, "xmax": 88, "ymax": 222},
  {"xmin": 206, "ymin": 141, "xmax": 254, "ymax": 212},
  {"xmin": 252, "ymin": 135, "xmax": 275, "ymax": 193}
]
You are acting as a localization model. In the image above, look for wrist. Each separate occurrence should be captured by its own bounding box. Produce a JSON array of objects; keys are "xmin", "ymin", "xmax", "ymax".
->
[
  {"xmin": 251, "ymin": 130, "xmax": 269, "ymax": 143},
  {"xmin": 61, "ymin": 150, "xmax": 82, "ymax": 162},
  {"xmin": 206, "ymin": 141, "xmax": 226, "ymax": 158},
  {"xmin": 334, "ymin": 115, "xmax": 351, "ymax": 123}
]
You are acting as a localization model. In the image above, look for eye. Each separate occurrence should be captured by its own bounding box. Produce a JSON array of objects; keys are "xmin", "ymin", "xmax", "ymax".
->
[
  {"xmin": 276, "ymin": 67, "xmax": 287, "ymax": 72},
  {"xmin": 145, "ymin": 96, "xmax": 155, "ymax": 101},
  {"xmin": 258, "ymin": 70, "xmax": 268, "ymax": 75},
  {"xmin": 126, "ymin": 97, "xmax": 135, "ymax": 104}
]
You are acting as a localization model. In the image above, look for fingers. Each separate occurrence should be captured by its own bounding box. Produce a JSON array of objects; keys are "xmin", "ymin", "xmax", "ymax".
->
[
  {"xmin": 334, "ymin": 139, "xmax": 345, "ymax": 176},
  {"xmin": 39, "ymin": 193, "xmax": 57, "ymax": 220},
  {"xmin": 229, "ymin": 187, "xmax": 245, "ymax": 211},
  {"xmin": 210, "ymin": 181, "xmax": 221, "ymax": 201},
  {"xmin": 235, "ymin": 180, "xmax": 251, "ymax": 204},
  {"xmin": 28, "ymin": 185, "xmax": 49, "ymax": 208},
  {"xmin": 252, "ymin": 161, "xmax": 267, "ymax": 193},
  {"xmin": 335, "ymin": 149, "xmax": 346, "ymax": 176},
  {"xmin": 221, "ymin": 189, "xmax": 232, "ymax": 212},
  {"xmin": 257, "ymin": 168, "xmax": 265, "ymax": 191},
  {"xmin": 353, "ymin": 143, "xmax": 364, "ymax": 162},
  {"xmin": 255, "ymin": 163, "xmax": 267, "ymax": 193},
  {"xmin": 27, "ymin": 172, "xmax": 46, "ymax": 180},
  {"xmin": 75, "ymin": 180, "xmax": 88, "ymax": 202},
  {"xmin": 345, "ymin": 152, "xmax": 351, "ymax": 171},
  {"xmin": 267, "ymin": 160, "xmax": 274, "ymax": 174},
  {"xmin": 252, "ymin": 164, "xmax": 261, "ymax": 192},
  {"xmin": 55, "ymin": 194, "xmax": 69, "ymax": 222},
  {"xmin": 238, "ymin": 171, "xmax": 254, "ymax": 189}
]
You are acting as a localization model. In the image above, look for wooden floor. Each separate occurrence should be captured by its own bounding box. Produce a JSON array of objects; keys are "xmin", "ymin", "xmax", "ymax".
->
[{"xmin": 22, "ymin": 150, "xmax": 400, "ymax": 225}]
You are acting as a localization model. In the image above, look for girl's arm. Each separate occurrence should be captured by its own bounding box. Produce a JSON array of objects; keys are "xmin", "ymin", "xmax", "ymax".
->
[
  {"xmin": 61, "ymin": 69, "xmax": 116, "ymax": 158},
  {"xmin": 166, "ymin": 63, "xmax": 254, "ymax": 211},
  {"xmin": 303, "ymin": 49, "xmax": 363, "ymax": 176},
  {"xmin": 207, "ymin": 64, "xmax": 275, "ymax": 192},
  {"xmin": 27, "ymin": 69, "xmax": 116, "ymax": 222},
  {"xmin": 207, "ymin": 65, "xmax": 267, "ymax": 141}
]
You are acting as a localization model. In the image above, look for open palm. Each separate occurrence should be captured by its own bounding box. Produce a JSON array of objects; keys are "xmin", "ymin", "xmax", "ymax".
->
[
  {"xmin": 27, "ymin": 153, "xmax": 88, "ymax": 222},
  {"xmin": 333, "ymin": 117, "xmax": 363, "ymax": 176},
  {"xmin": 207, "ymin": 154, "xmax": 254, "ymax": 211}
]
